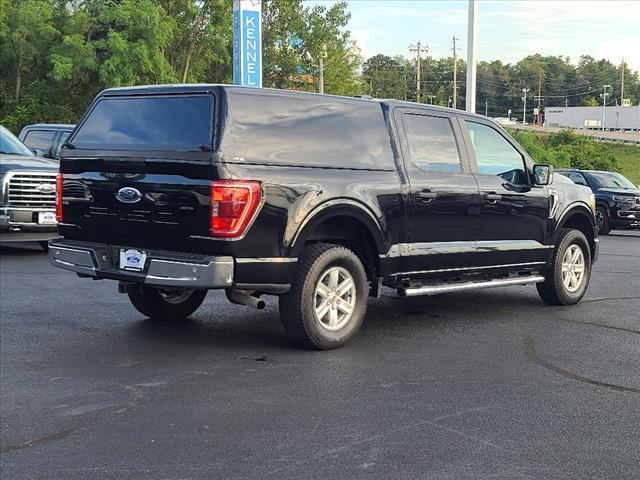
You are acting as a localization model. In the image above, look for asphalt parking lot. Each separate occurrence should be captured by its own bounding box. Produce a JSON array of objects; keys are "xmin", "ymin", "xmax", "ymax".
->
[{"xmin": 1, "ymin": 233, "xmax": 639, "ymax": 480}]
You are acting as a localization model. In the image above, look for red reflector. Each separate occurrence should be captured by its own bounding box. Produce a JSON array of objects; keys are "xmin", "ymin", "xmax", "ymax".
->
[
  {"xmin": 210, "ymin": 181, "xmax": 261, "ymax": 238},
  {"xmin": 55, "ymin": 174, "xmax": 63, "ymax": 222}
]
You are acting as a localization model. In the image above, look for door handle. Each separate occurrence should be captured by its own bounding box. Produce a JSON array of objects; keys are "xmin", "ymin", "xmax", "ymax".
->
[
  {"xmin": 417, "ymin": 190, "xmax": 437, "ymax": 202},
  {"xmin": 483, "ymin": 193, "xmax": 502, "ymax": 203},
  {"xmin": 418, "ymin": 190, "xmax": 437, "ymax": 199}
]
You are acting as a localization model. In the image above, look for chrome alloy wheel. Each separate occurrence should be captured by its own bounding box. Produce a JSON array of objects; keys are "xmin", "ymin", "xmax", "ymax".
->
[
  {"xmin": 313, "ymin": 266, "xmax": 357, "ymax": 331},
  {"xmin": 158, "ymin": 288, "xmax": 194, "ymax": 304},
  {"xmin": 561, "ymin": 244, "xmax": 586, "ymax": 293}
]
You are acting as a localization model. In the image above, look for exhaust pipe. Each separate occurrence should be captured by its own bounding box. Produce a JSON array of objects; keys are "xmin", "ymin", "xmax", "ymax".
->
[{"xmin": 226, "ymin": 290, "xmax": 266, "ymax": 310}]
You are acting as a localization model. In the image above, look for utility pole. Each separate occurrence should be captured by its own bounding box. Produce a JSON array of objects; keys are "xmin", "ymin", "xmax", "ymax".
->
[
  {"xmin": 403, "ymin": 65, "xmax": 408, "ymax": 101},
  {"xmin": 452, "ymin": 36, "xmax": 459, "ymax": 109},
  {"xmin": 409, "ymin": 42, "xmax": 426, "ymax": 102},
  {"xmin": 521, "ymin": 87, "xmax": 530, "ymax": 125},
  {"xmin": 484, "ymin": 98, "xmax": 488, "ymax": 116},
  {"xmin": 318, "ymin": 56, "xmax": 324, "ymax": 94},
  {"xmin": 621, "ymin": 58, "xmax": 625, "ymax": 103},
  {"xmin": 465, "ymin": 0, "xmax": 477, "ymax": 112},
  {"xmin": 600, "ymin": 84, "xmax": 611, "ymax": 130},
  {"xmin": 535, "ymin": 67, "xmax": 543, "ymax": 126}
]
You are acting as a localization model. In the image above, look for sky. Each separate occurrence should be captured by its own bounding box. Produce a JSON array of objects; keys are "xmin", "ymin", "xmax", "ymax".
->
[{"xmin": 304, "ymin": 0, "xmax": 640, "ymax": 72}]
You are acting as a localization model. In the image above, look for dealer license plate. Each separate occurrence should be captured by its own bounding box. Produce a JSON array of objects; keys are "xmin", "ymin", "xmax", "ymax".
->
[
  {"xmin": 37, "ymin": 211, "xmax": 57, "ymax": 225},
  {"xmin": 119, "ymin": 249, "xmax": 147, "ymax": 271}
]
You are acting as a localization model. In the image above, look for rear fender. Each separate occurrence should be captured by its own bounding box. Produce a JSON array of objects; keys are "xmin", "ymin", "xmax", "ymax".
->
[{"xmin": 287, "ymin": 199, "xmax": 387, "ymax": 258}]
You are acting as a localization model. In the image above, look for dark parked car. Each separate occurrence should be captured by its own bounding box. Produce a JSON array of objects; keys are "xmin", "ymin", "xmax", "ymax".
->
[
  {"xmin": 19, "ymin": 123, "xmax": 75, "ymax": 160},
  {"xmin": 1, "ymin": 125, "xmax": 59, "ymax": 248},
  {"xmin": 557, "ymin": 169, "xmax": 640, "ymax": 234},
  {"xmin": 49, "ymin": 85, "xmax": 599, "ymax": 349}
]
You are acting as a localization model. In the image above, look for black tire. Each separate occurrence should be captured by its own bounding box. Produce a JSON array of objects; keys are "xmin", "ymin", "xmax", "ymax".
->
[
  {"xmin": 39, "ymin": 241, "xmax": 49, "ymax": 251},
  {"xmin": 537, "ymin": 228, "xmax": 591, "ymax": 306},
  {"xmin": 279, "ymin": 243, "xmax": 369, "ymax": 350},
  {"xmin": 128, "ymin": 287, "xmax": 207, "ymax": 321},
  {"xmin": 595, "ymin": 206, "xmax": 611, "ymax": 235}
]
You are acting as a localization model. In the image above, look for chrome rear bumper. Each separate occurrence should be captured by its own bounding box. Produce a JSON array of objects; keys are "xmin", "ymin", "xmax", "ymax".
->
[{"xmin": 49, "ymin": 239, "xmax": 233, "ymax": 288}]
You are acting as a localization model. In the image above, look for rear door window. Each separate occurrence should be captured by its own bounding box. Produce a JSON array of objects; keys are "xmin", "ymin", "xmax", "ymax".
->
[
  {"xmin": 402, "ymin": 114, "xmax": 462, "ymax": 173},
  {"xmin": 72, "ymin": 95, "xmax": 213, "ymax": 150},
  {"xmin": 23, "ymin": 130, "xmax": 55, "ymax": 154}
]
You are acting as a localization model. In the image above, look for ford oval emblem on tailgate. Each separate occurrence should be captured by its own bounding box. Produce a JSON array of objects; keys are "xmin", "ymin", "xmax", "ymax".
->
[{"xmin": 116, "ymin": 187, "xmax": 142, "ymax": 204}]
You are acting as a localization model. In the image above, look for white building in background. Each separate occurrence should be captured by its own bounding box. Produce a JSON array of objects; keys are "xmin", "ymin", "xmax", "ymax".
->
[{"xmin": 545, "ymin": 106, "xmax": 640, "ymax": 131}]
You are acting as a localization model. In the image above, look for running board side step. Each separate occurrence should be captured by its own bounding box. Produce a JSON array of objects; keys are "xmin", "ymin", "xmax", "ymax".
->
[{"xmin": 398, "ymin": 275, "xmax": 546, "ymax": 297}]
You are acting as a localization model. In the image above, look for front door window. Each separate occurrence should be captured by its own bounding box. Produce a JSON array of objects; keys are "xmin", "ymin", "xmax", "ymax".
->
[{"xmin": 465, "ymin": 121, "xmax": 528, "ymax": 185}]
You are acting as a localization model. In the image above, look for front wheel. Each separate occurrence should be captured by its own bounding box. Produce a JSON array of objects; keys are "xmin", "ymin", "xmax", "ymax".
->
[
  {"xmin": 595, "ymin": 206, "xmax": 611, "ymax": 235},
  {"xmin": 128, "ymin": 287, "xmax": 207, "ymax": 321},
  {"xmin": 279, "ymin": 244, "xmax": 369, "ymax": 350},
  {"xmin": 537, "ymin": 228, "xmax": 591, "ymax": 306}
]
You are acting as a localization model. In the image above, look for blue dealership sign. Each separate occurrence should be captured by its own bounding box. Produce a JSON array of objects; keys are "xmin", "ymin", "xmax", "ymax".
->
[{"xmin": 233, "ymin": 0, "xmax": 262, "ymax": 88}]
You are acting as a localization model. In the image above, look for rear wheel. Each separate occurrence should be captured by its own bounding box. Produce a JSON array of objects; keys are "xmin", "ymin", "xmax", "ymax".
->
[
  {"xmin": 128, "ymin": 287, "xmax": 207, "ymax": 321},
  {"xmin": 537, "ymin": 228, "xmax": 591, "ymax": 306},
  {"xmin": 595, "ymin": 206, "xmax": 611, "ymax": 235},
  {"xmin": 279, "ymin": 244, "xmax": 369, "ymax": 350}
]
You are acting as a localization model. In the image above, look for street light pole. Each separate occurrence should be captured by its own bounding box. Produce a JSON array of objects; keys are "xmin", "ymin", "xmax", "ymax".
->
[
  {"xmin": 521, "ymin": 88, "xmax": 530, "ymax": 125},
  {"xmin": 452, "ymin": 36, "xmax": 458, "ymax": 109},
  {"xmin": 465, "ymin": 0, "xmax": 477, "ymax": 112},
  {"xmin": 600, "ymin": 84, "xmax": 611, "ymax": 130}
]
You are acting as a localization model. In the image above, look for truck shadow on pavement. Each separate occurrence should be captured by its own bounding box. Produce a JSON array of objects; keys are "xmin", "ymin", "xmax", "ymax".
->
[
  {"xmin": 126, "ymin": 308, "xmax": 295, "ymax": 351},
  {"xmin": 124, "ymin": 288, "xmax": 545, "ymax": 352}
]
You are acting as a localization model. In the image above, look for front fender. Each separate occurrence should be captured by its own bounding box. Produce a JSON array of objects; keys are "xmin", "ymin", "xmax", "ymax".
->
[{"xmin": 553, "ymin": 202, "xmax": 597, "ymax": 243}]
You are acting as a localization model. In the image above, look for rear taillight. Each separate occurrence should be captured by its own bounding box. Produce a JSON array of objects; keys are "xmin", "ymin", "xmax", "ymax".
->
[
  {"xmin": 55, "ymin": 174, "xmax": 63, "ymax": 222},
  {"xmin": 210, "ymin": 181, "xmax": 262, "ymax": 238}
]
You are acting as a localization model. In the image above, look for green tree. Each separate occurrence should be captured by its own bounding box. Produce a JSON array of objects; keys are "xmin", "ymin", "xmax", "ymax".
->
[
  {"xmin": 362, "ymin": 54, "xmax": 413, "ymax": 100},
  {"xmin": 0, "ymin": 0, "xmax": 58, "ymax": 103},
  {"xmin": 261, "ymin": 0, "xmax": 306, "ymax": 89},
  {"xmin": 301, "ymin": 2, "xmax": 362, "ymax": 95}
]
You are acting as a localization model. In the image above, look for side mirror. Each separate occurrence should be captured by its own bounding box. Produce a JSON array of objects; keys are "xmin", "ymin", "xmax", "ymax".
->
[{"xmin": 533, "ymin": 164, "xmax": 553, "ymax": 185}]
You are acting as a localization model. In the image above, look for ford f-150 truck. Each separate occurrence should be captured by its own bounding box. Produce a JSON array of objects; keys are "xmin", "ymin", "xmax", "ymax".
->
[
  {"xmin": 1, "ymin": 125, "xmax": 59, "ymax": 248},
  {"xmin": 49, "ymin": 85, "xmax": 599, "ymax": 349}
]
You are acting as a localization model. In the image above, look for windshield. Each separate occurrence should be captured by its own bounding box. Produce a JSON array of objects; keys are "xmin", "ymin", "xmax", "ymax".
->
[
  {"xmin": 0, "ymin": 125, "xmax": 34, "ymax": 156},
  {"xmin": 586, "ymin": 171, "xmax": 637, "ymax": 190}
]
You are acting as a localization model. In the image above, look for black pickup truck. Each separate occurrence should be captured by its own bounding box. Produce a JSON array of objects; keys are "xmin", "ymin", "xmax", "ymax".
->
[{"xmin": 49, "ymin": 85, "xmax": 599, "ymax": 349}]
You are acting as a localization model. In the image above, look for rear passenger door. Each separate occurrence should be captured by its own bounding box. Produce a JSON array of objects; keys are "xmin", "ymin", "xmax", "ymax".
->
[
  {"xmin": 394, "ymin": 108, "xmax": 480, "ymax": 276},
  {"xmin": 461, "ymin": 118, "xmax": 551, "ymax": 267}
]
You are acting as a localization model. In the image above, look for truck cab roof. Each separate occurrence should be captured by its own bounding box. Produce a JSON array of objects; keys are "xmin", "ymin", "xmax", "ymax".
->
[{"xmin": 99, "ymin": 83, "xmax": 489, "ymax": 121}]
